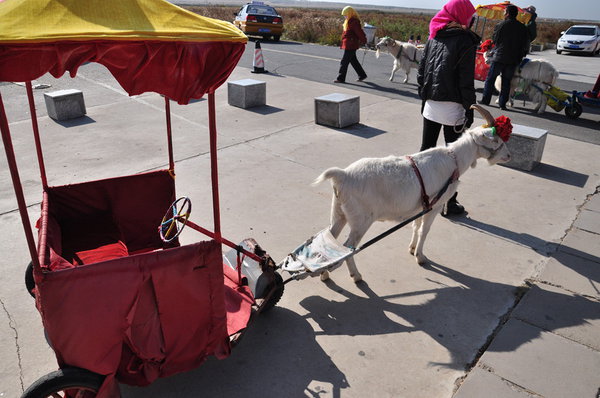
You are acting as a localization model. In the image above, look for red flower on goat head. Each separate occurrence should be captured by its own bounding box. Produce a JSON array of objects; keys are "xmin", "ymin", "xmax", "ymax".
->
[{"xmin": 493, "ymin": 115, "xmax": 512, "ymax": 142}]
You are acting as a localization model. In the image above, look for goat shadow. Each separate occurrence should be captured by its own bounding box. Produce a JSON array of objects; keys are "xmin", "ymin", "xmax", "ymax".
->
[
  {"xmin": 300, "ymin": 259, "xmax": 599, "ymax": 371},
  {"xmin": 120, "ymin": 308, "xmax": 349, "ymax": 397}
]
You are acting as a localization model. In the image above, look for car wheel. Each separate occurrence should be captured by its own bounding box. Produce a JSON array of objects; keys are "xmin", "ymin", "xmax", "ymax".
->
[
  {"xmin": 556, "ymin": 49, "xmax": 562, "ymax": 54},
  {"xmin": 272, "ymin": 35, "xmax": 280, "ymax": 42}
]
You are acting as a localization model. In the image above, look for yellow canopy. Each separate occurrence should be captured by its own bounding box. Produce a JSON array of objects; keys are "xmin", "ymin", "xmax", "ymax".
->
[
  {"xmin": 0, "ymin": 0, "xmax": 247, "ymax": 44},
  {"xmin": 476, "ymin": 2, "xmax": 532, "ymax": 24}
]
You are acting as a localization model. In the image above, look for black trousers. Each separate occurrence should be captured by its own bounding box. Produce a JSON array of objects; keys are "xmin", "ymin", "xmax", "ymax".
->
[
  {"xmin": 481, "ymin": 61, "xmax": 517, "ymax": 108},
  {"xmin": 336, "ymin": 49, "xmax": 367, "ymax": 82},
  {"xmin": 420, "ymin": 117, "xmax": 463, "ymax": 151}
]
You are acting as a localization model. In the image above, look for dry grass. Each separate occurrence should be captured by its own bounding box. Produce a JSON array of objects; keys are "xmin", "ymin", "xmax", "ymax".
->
[{"xmin": 184, "ymin": 5, "xmax": 579, "ymax": 46}]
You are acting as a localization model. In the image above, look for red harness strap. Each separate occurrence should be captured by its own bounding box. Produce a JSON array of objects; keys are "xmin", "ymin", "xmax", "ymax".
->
[
  {"xmin": 406, "ymin": 151, "xmax": 460, "ymax": 211},
  {"xmin": 407, "ymin": 155, "xmax": 430, "ymax": 210}
]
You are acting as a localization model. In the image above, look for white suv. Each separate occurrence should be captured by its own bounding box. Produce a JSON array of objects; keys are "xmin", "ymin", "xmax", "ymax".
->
[{"xmin": 556, "ymin": 25, "xmax": 600, "ymax": 55}]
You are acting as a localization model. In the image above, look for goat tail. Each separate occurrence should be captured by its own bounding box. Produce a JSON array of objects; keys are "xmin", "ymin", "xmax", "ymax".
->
[{"xmin": 312, "ymin": 167, "xmax": 346, "ymax": 187}]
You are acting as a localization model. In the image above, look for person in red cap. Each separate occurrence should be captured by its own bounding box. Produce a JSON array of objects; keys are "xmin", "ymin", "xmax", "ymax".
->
[{"xmin": 584, "ymin": 73, "xmax": 600, "ymax": 98}]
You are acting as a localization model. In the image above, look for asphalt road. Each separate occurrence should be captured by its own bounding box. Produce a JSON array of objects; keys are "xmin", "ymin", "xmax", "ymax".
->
[{"xmin": 238, "ymin": 39, "xmax": 600, "ymax": 144}]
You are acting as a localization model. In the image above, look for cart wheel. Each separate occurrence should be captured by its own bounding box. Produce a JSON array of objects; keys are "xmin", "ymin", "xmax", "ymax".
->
[
  {"xmin": 21, "ymin": 367, "xmax": 104, "ymax": 398},
  {"xmin": 260, "ymin": 272, "xmax": 284, "ymax": 313},
  {"xmin": 565, "ymin": 102, "xmax": 583, "ymax": 119},
  {"xmin": 25, "ymin": 262, "xmax": 35, "ymax": 298}
]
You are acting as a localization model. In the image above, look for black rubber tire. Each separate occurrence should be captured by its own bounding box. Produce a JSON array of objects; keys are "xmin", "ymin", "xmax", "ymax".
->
[
  {"xmin": 21, "ymin": 367, "xmax": 104, "ymax": 398},
  {"xmin": 556, "ymin": 49, "xmax": 562, "ymax": 54},
  {"xmin": 25, "ymin": 261, "xmax": 35, "ymax": 298},
  {"xmin": 260, "ymin": 272, "xmax": 284, "ymax": 313},
  {"xmin": 273, "ymin": 35, "xmax": 280, "ymax": 42},
  {"xmin": 565, "ymin": 102, "xmax": 583, "ymax": 119}
]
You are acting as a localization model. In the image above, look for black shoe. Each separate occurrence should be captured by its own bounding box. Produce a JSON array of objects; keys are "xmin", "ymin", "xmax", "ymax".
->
[
  {"xmin": 499, "ymin": 105, "xmax": 508, "ymax": 111},
  {"xmin": 443, "ymin": 193, "xmax": 465, "ymax": 217},
  {"xmin": 333, "ymin": 79, "xmax": 345, "ymax": 83},
  {"xmin": 478, "ymin": 100, "xmax": 490, "ymax": 106},
  {"xmin": 356, "ymin": 76, "xmax": 367, "ymax": 82}
]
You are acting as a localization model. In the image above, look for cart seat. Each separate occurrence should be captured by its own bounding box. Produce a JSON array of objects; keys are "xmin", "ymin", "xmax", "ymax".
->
[{"xmin": 222, "ymin": 263, "xmax": 254, "ymax": 336}]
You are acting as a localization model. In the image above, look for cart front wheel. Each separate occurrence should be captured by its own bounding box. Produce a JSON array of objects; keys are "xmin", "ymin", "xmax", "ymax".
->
[
  {"xmin": 259, "ymin": 272, "xmax": 284, "ymax": 313},
  {"xmin": 565, "ymin": 102, "xmax": 583, "ymax": 119},
  {"xmin": 21, "ymin": 367, "xmax": 104, "ymax": 398}
]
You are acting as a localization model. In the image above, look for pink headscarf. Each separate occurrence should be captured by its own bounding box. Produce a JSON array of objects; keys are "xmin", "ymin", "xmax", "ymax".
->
[{"xmin": 429, "ymin": 0, "xmax": 476, "ymax": 39}]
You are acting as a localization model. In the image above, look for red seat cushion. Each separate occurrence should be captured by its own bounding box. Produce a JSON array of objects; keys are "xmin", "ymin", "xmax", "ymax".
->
[{"xmin": 72, "ymin": 240, "xmax": 129, "ymax": 265}]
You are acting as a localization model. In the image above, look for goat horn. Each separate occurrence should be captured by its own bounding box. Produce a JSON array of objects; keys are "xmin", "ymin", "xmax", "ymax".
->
[{"xmin": 470, "ymin": 104, "xmax": 495, "ymax": 127}]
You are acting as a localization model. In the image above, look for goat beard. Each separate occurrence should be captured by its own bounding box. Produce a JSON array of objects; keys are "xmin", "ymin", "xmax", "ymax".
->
[{"xmin": 375, "ymin": 49, "xmax": 380, "ymax": 58}]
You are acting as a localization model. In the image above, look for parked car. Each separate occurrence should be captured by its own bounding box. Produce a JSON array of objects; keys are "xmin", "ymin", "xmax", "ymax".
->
[
  {"xmin": 556, "ymin": 25, "xmax": 600, "ymax": 55},
  {"xmin": 233, "ymin": 1, "xmax": 283, "ymax": 41}
]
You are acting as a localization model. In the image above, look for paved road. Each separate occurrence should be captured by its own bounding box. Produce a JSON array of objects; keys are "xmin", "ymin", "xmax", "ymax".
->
[{"xmin": 239, "ymin": 39, "xmax": 600, "ymax": 144}]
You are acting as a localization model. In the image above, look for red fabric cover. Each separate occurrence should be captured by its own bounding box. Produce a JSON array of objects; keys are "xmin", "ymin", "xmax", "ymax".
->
[
  {"xmin": 33, "ymin": 169, "xmax": 259, "ymax": 397},
  {"xmin": 475, "ymin": 51, "xmax": 490, "ymax": 81},
  {"xmin": 0, "ymin": 41, "xmax": 245, "ymax": 104},
  {"xmin": 37, "ymin": 241, "xmax": 231, "ymax": 398},
  {"xmin": 222, "ymin": 264, "xmax": 254, "ymax": 336}
]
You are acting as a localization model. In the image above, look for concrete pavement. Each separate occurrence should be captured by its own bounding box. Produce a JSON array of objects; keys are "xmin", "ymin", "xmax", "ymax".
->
[{"xmin": 0, "ymin": 62, "xmax": 598, "ymax": 397}]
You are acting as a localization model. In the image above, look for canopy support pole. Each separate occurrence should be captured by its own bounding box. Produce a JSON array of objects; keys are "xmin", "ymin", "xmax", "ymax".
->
[
  {"xmin": 208, "ymin": 92, "xmax": 222, "ymax": 243},
  {"xmin": 164, "ymin": 96, "xmax": 175, "ymax": 173},
  {"xmin": 0, "ymin": 93, "xmax": 40, "ymax": 268},
  {"xmin": 26, "ymin": 82, "xmax": 48, "ymax": 189}
]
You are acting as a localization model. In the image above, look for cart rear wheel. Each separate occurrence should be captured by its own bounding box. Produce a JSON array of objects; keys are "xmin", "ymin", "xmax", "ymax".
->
[
  {"xmin": 21, "ymin": 367, "xmax": 104, "ymax": 398},
  {"xmin": 260, "ymin": 272, "xmax": 284, "ymax": 313},
  {"xmin": 565, "ymin": 102, "xmax": 583, "ymax": 119},
  {"xmin": 25, "ymin": 262, "xmax": 35, "ymax": 298}
]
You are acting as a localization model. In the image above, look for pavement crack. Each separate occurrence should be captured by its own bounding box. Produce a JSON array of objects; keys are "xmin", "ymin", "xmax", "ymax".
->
[
  {"xmin": 1, "ymin": 298, "xmax": 24, "ymax": 392},
  {"xmin": 456, "ymin": 283, "xmax": 531, "ymax": 389}
]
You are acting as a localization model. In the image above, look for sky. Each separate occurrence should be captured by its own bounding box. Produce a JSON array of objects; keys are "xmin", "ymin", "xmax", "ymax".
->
[{"xmin": 311, "ymin": 0, "xmax": 600, "ymax": 21}]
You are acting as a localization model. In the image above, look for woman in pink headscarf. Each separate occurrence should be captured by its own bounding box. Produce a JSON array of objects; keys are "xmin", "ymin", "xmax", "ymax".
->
[{"xmin": 416, "ymin": 0, "xmax": 479, "ymax": 216}]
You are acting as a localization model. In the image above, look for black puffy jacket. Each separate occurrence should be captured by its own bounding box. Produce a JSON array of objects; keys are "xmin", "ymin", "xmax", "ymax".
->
[
  {"xmin": 417, "ymin": 27, "xmax": 480, "ymax": 111},
  {"xmin": 491, "ymin": 18, "xmax": 530, "ymax": 65}
]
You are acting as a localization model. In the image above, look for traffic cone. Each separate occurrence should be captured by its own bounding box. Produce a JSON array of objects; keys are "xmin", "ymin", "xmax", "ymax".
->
[{"xmin": 251, "ymin": 40, "xmax": 268, "ymax": 74}]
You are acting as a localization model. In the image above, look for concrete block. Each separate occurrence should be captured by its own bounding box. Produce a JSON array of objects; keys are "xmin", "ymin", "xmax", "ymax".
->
[
  {"xmin": 227, "ymin": 79, "xmax": 266, "ymax": 109},
  {"xmin": 44, "ymin": 89, "xmax": 86, "ymax": 121},
  {"xmin": 503, "ymin": 124, "xmax": 548, "ymax": 171},
  {"xmin": 315, "ymin": 93, "xmax": 359, "ymax": 128}
]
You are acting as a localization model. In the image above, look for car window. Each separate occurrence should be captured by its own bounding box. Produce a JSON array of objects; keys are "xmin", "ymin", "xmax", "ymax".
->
[
  {"xmin": 566, "ymin": 27, "xmax": 596, "ymax": 36},
  {"xmin": 246, "ymin": 5, "xmax": 277, "ymax": 15}
]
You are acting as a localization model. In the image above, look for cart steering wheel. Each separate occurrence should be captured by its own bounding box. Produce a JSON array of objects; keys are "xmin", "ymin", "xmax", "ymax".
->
[{"xmin": 159, "ymin": 197, "xmax": 192, "ymax": 243}]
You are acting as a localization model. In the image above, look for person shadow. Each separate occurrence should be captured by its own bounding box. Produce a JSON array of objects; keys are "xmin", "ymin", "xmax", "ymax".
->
[{"xmin": 120, "ymin": 308, "xmax": 349, "ymax": 397}]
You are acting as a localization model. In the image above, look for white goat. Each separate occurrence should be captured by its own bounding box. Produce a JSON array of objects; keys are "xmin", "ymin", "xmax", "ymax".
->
[
  {"xmin": 375, "ymin": 37, "xmax": 423, "ymax": 83},
  {"xmin": 484, "ymin": 52, "xmax": 559, "ymax": 114},
  {"xmin": 313, "ymin": 106, "xmax": 511, "ymax": 283}
]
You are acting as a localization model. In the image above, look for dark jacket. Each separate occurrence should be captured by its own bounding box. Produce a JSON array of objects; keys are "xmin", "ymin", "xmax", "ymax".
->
[
  {"xmin": 341, "ymin": 17, "xmax": 366, "ymax": 50},
  {"xmin": 491, "ymin": 17, "xmax": 530, "ymax": 64},
  {"xmin": 526, "ymin": 13, "xmax": 537, "ymax": 42},
  {"xmin": 417, "ymin": 27, "xmax": 480, "ymax": 111}
]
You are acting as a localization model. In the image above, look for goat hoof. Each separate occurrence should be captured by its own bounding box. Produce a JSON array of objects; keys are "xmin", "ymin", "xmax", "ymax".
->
[
  {"xmin": 408, "ymin": 246, "xmax": 416, "ymax": 255},
  {"xmin": 416, "ymin": 255, "xmax": 427, "ymax": 266},
  {"xmin": 320, "ymin": 271, "xmax": 330, "ymax": 281},
  {"xmin": 351, "ymin": 273, "xmax": 363, "ymax": 283}
]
